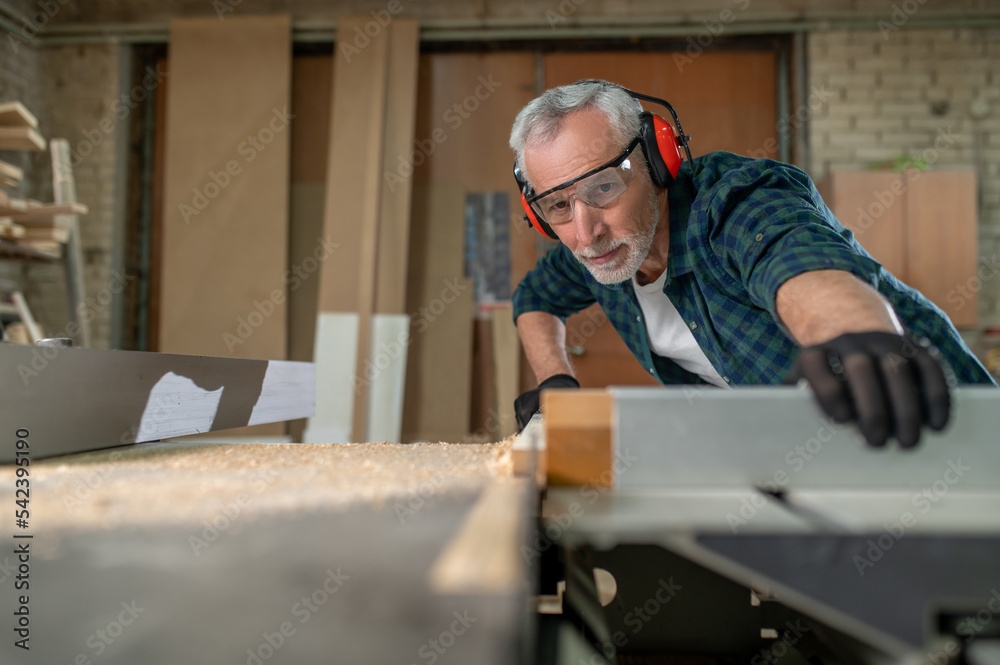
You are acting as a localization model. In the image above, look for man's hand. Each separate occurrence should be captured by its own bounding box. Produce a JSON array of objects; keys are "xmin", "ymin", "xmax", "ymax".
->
[
  {"xmin": 515, "ymin": 374, "xmax": 580, "ymax": 431},
  {"xmin": 786, "ymin": 331, "xmax": 952, "ymax": 448}
]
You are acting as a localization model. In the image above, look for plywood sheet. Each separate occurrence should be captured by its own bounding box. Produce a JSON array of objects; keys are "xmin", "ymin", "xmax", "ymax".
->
[
  {"xmin": 403, "ymin": 184, "xmax": 475, "ymax": 441},
  {"xmin": 491, "ymin": 304, "xmax": 520, "ymax": 438},
  {"xmin": 160, "ymin": 16, "xmax": 291, "ymax": 363},
  {"xmin": 375, "ymin": 20, "xmax": 420, "ymax": 316},
  {"xmin": 821, "ymin": 171, "xmax": 907, "ymax": 279},
  {"xmin": 906, "ymin": 170, "xmax": 979, "ymax": 328}
]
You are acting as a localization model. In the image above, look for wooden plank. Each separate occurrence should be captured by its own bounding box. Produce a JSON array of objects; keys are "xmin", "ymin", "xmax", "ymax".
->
[
  {"xmin": 428, "ymin": 479, "xmax": 529, "ymax": 594},
  {"xmin": 11, "ymin": 291, "xmax": 42, "ymax": 342},
  {"xmin": 491, "ymin": 304, "xmax": 520, "ymax": 438},
  {"xmin": 906, "ymin": 171, "xmax": 979, "ymax": 328},
  {"xmin": 0, "ymin": 159, "xmax": 24, "ymax": 182},
  {"xmin": 543, "ymin": 389, "xmax": 613, "ymax": 487},
  {"xmin": 50, "ymin": 139, "xmax": 91, "ymax": 347},
  {"xmin": 161, "ymin": 15, "xmax": 290, "ymax": 360},
  {"xmin": 0, "ymin": 101, "xmax": 39, "ymax": 128},
  {"xmin": 402, "ymin": 183, "xmax": 474, "ymax": 441},
  {"xmin": 375, "ymin": 19, "xmax": 420, "ymax": 316},
  {"xmin": 288, "ymin": 55, "xmax": 333, "ymax": 441},
  {"xmin": 0, "ymin": 345, "xmax": 314, "ymax": 462},
  {"xmin": 2, "ymin": 202, "xmax": 88, "ymax": 221},
  {"xmin": 820, "ymin": 171, "xmax": 908, "ymax": 280},
  {"xmin": 0, "ymin": 127, "xmax": 45, "ymax": 151}
]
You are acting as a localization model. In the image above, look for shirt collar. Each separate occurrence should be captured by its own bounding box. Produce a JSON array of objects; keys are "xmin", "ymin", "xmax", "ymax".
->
[{"xmin": 665, "ymin": 161, "xmax": 696, "ymax": 280}]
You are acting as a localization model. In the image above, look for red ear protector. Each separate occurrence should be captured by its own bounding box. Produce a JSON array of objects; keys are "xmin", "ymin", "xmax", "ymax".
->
[{"xmin": 513, "ymin": 81, "xmax": 693, "ymax": 240}]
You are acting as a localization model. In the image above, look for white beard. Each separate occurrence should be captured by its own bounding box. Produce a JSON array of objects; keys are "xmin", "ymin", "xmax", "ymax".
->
[{"xmin": 573, "ymin": 194, "xmax": 659, "ymax": 285}]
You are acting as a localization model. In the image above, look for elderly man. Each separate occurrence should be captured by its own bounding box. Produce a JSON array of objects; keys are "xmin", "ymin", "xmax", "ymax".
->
[{"xmin": 510, "ymin": 79, "xmax": 995, "ymax": 447}]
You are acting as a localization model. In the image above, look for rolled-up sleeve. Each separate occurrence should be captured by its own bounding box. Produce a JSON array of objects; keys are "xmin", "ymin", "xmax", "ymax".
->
[
  {"xmin": 512, "ymin": 244, "xmax": 598, "ymax": 323},
  {"xmin": 706, "ymin": 162, "xmax": 883, "ymax": 321}
]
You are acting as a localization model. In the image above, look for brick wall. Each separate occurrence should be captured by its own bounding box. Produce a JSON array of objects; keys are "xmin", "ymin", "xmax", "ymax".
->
[
  {"xmin": 0, "ymin": 19, "xmax": 43, "ymax": 302},
  {"xmin": 809, "ymin": 27, "xmax": 1000, "ymax": 329},
  {"xmin": 19, "ymin": 44, "xmax": 122, "ymax": 348}
]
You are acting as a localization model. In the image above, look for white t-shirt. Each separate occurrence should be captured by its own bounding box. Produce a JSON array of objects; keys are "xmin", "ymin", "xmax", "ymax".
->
[{"xmin": 632, "ymin": 270, "xmax": 731, "ymax": 388}]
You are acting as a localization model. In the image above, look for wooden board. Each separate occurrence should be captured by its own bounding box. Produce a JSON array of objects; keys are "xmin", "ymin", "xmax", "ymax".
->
[
  {"xmin": 375, "ymin": 20, "xmax": 420, "ymax": 316},
  {"xmin": 0, "ymin": 345, "xmax": 314, "ymax": 462},
  {"xmin": 906, "ymin": 171, "xmax": 979, "ymax": 328},
  {"xmin": 160, "ymin": 17, "xmax": 291, "ymax": 437},
  {"xmin": 288, "ymin": 55, "xmax": 333, "ymax": 441},
  {"xmin": 311, "ymin": 16, "xmax": 388, "ymax": 442},
  {"xmin": 491, "ymin": 304, "xmax": 520, "ymax": 438},
  {"xmin": 0, "ymin": 101, "xmax": 39, "ymax": 128},
  {"xmin": 2, "ymin": 202, "xmax": 87, "ymax": 221},
  {"xmin": 542, "ymin": 389, "xmax": 613, "ymax": 487},
  {"xmin": 0, "ymin": 126, "xmax": 45, "ymax": 151},
  {"xmin": 820, "ymin": 171, "xmax": 907, "ymax": 280},
  {"xmin": 0, "ymin": 159, "xmax": 23, "ymax": 182},
  {"xmin": 402, "ymin": 184, "xmax": 475, "ymax": 441},
  {"xmin": 428, "ymin": 478, "xmax": 529, "ymax": 594}
]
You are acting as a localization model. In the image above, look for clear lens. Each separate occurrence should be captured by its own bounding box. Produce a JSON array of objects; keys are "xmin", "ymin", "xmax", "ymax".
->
[{"xmin": 530, "ymin": 157, "xmax": 635, "ymax": 225}]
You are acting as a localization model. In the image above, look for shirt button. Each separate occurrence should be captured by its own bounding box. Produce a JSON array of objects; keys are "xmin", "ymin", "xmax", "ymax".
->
[
  {"xmin": 689, "ymin": 321, "xmax": 697, "ymax": 330},
  {"xmin": 636, "ymin": 315, "xmax": 641, "ymax": 322},
  {"xmin": 755, "ymin": 233, "xmax": 764, "ymax": 242},
  {"xmin": 724, "ymin": 377, "xmax": 731, "ymax": 383},
  {"xmin": 649, "ymin": 368, "xmax": 655, "ymax": 374}
]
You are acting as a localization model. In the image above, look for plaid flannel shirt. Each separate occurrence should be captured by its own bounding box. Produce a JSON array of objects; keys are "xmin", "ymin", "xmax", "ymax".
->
[{"xmin": 513, "ymin": 151, "xmax": 996, "ymax": 386}]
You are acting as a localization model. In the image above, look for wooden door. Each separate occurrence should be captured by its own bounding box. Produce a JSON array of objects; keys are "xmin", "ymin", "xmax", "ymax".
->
[{"xmin": 542, "ymin": 51, "xmax": 780, "ymax": 388}]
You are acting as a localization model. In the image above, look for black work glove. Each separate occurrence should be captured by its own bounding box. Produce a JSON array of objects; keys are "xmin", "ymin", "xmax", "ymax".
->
[
  {"xmin": 785, "ymin": 331, "xmax": 952, "ymax": 448},
  {"xmin": 515, "ymin": 373, "xmax": 580, "ymax": 431}
]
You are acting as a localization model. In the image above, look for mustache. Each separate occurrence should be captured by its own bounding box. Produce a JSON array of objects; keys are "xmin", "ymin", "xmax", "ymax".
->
[{"xmin": 576, "ymin": 238, "xmax": 622, "ymax": 259}]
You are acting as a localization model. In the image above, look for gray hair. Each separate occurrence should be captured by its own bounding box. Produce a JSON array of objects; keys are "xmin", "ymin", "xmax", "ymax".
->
[{"xmin": 509, "ymin": 79, "xmax": 644, "ymax": 189}]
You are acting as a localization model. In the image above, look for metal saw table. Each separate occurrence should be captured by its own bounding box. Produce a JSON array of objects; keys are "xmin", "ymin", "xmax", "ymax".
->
[{"xmin": 536, "ymin": 387, "xmax": 1000, "ymax": 665}]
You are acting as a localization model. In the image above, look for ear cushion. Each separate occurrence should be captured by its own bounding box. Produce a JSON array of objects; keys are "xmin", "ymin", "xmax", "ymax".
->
[
  {"xmin": 639, "ymin": 112, "xmax": 683, "ymax": 187},
  {"xmin": 520, "ymin": 190, "xmax": 559, "ymax": 240}
]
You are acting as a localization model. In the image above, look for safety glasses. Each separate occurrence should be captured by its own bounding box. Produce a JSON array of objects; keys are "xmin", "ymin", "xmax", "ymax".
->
[{"xmin": 526, "ymin": 137, "xmax": 641, "ymax": 225}]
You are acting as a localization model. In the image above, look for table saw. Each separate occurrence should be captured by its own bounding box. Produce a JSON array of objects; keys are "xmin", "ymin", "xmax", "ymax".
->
[{"xmin": 2, "ymin": 343, "xmax": 999, "ymax": 664}]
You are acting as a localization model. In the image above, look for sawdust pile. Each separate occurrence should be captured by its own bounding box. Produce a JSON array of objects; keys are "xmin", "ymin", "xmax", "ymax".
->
[{"xmin": 0, "ymin": 440, "xmax": 515, "ymax": 532}]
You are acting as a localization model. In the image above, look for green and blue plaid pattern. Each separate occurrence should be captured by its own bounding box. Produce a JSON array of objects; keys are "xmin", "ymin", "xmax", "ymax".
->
[{"xmin": 513, "ymin": 151, "xmax": 996, "ymax": 386}]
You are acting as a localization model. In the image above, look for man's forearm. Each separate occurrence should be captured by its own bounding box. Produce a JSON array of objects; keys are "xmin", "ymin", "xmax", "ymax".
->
[
  {"xmin": 515, "ymin": 311, "xmax": 575, "ymax": 383},
  {"xmin": 776, "ymin": 269, "xmax": 902, "ymax": 346}
]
